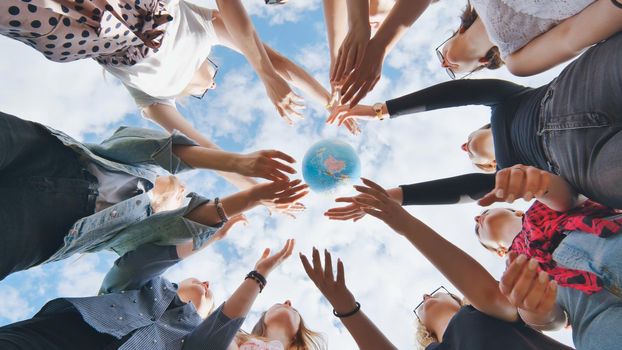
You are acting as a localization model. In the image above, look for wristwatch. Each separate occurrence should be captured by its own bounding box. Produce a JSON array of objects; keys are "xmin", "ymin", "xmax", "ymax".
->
[{"xmin": 372, "ymin": 103, "xmax": 386, "ymax": 120}]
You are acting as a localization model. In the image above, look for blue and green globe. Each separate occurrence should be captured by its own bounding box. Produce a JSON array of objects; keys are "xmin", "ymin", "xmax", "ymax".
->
[{"xmin": 302, "ymin": 139, "xmax": 361, "ymax": 193}]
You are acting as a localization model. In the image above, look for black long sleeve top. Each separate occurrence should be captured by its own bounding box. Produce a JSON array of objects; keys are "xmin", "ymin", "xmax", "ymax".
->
[{"xmin": 386, "ymin": 79, "xmax": 550, "ymax": 205}]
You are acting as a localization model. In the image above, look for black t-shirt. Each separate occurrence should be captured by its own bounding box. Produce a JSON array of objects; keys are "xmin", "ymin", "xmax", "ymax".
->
[
  {"xmin": 426, "ymin": 306, "xmax": 574, "ymax": 350},
  {"xmin": 386, "ymin": 79, "xmax": 551, "ymax": 205}
]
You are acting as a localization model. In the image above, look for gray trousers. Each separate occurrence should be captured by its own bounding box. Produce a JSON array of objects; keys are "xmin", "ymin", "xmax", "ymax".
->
[{"xmin": 0, "ymin": 112, "xmax": 97, "ymax": 281}]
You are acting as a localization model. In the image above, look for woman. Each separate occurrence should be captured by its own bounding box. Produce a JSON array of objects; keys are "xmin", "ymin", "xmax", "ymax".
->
[
  {"xmin": 327, "ymin": 30, "xmax": 622, "ymax": 210},
  {"xmin": 0, "ymin": 110, "xmax": 308, "ymax": 281},
  {"xmin": 0, "ymin": 0, "xmax": 359, "ymax": 204},
  {"xmin": 299, "ymin": 245, "xmax": 572, "ymax": 349},
  {"xmin": 229, "ymin": 304, "xmax": 325, "ymax": 350},
  {"xmin": 0, "ymin": 214, "xmax": 297, "ymax": 350}
]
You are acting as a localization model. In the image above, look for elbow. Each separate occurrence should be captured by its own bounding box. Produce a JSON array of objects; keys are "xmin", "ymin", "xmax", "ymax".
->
[{"xmin": 505, "ymin": 57, "xmax": 532, "ymax": 77}]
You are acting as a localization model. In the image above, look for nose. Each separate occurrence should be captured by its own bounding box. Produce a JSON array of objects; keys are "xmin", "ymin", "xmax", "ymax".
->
[
  {"xmin": 283, "ymin": 300, "xmax": 292, "ymax": 307},
  {"xmin": 423, "ymin": 294, "xmax": 431, "ymax": 301},
  {"xmin": 461, "ymin": 142, "xmax": 468, "ymax": 152},
  {"xmin": 474, "ymin": 215, "xmax": 480, "ymax": 223},
  {"xmin": 202, "ymin": 281, "xmax": 210, "ymax": 289}
]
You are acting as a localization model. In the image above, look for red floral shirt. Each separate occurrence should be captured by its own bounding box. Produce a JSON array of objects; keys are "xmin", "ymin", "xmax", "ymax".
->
[{"xmin": 510, "ymin": 200, "xmax": 622, "ymax": 294}]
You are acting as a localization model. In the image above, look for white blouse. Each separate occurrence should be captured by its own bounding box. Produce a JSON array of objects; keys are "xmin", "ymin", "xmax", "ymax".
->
[
  {"xmin": 471, "ymin": 0, "xmax": 594, "ymax": 58},
  {"xmin": 105, "ymin": 0, "xmax": 220, "ymax": 108}
]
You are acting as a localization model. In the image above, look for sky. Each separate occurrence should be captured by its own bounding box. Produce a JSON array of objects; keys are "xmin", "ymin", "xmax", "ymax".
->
[{"xmin": 0, "ymin": 0, "xmax": 575, "ymax": 348}]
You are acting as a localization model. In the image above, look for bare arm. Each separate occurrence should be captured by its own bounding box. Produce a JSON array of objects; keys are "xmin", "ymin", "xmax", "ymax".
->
[
  {"xmin": 371, "ymin": 0, "xmax": 432, "ymax": 54},
  {"xmin": 323, "ymin": 0, "xmax": 349, "ymax": 69},
  {"xmin": 505, "ymin": 0, "xmax": 622, "ymax": 76},
  {"xmin": 144, "ymin": 104, "xmax": 258, "ymax": 190}
]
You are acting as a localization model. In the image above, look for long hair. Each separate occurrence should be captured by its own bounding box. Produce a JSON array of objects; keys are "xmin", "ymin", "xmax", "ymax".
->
[
  {"xmin": 237, "ymin": 311, "xmax": 326, "ymax": 350},
  {"xmin": 455, "ymin": 3, "xmax": 504, "ymax": 71}
]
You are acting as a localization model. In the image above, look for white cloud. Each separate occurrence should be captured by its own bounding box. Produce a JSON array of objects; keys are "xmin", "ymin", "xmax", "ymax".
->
[{"xmin": 0, "ymin": 287, "xmax": 33, "ymax": 323}]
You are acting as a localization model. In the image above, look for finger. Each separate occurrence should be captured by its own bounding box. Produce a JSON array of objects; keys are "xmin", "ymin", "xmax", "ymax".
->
[
  {"xmin": 354, "ymin": 185, "xmax": 390, "ymax": 203},
  {"xmin": 536, "ymin": 171, "xmax": 551, "ymax": 198},
  {"xmin": 265, "ymin": 159, "xmax": 297, "ymax": 175},
  {"xmin": 509, "ymin": 258, "xmax": 540, "ymax": 306},
  {"xmin": 342, "ymin": 47, "xmax": 359, "ymax": 80},
  {"xmin": 523, "ymin": 270, "xmax": 549, "ymax": 311},
  {"xmin": 348, "ymin": 81, "xmax": 372, "ymax": 108},
  {"xmin": 339, "ymin": 73, "xmax": 357, "ymax": 104},
  {"xmin": 332, "ymin": 46, "xmax": 346, "ymax": 83},
  {"xmin": 283, "ymin": 106, "xmax": 305, "ymax": 119},
  {"xmin": 280, "ymin": 111, "xmax": 293, "ymax": 125},
  {"xmin": 522, "ymin": 166, "xmax": 542, "ymax": 201},
  {"xmin": 537, "ymin": 280, "xmax": 558, "ymax": 313},
  {"xmin": 261, "ymin": 248, "xmax": 271, "ymax": 259},
  {"xmin": 335, "ymin": 197, "xmax": 357, "ymax": 203},
  {"xmin": 477, "ymin": 190, "xmax": 500, "ymax": 207},
  {"xmin": 352, "ymin": 196, "xmax": 385, "ymax": 210},
  {"xmin": 325, "ymin": 207, "xmax": 362, "ymax": 217},
  {"xmin": 336, "ymin": 258, "xmax": 346, "ymax": 286},
  {"xmin": 274, "ymin": 190, "xmax": 309, "ymax": 205},
  {"xmin": 362, "ymin": 207, "xmax": 388, "ymax": 221},
  {"xmin": 264, "ymin": 150, "xmax": 296, "ymax": 164},
  {"xmin": 499, "ymin": 254, "xmax": 528, "ymax": 296},
  {"xmin": 284, "ymin": 238, "xmax": 295, "ymax": 259},
  {"xmin": 324, "ymin": 249, "xmax": 335, "ymax": 282},
  {"xmin": 360, "ymin": 178, "xmax": 389, "ymax": 196},
  {"xmin": 274, "ymin": 183, "xmax": 309, "ymax": 199},
  {"xmin": 337, "ymin": 112, "xmax": 354, "ymax": 127},
  {"xmin": 506, "ymin": 251, "xmax": 518, "ymax": 267},
  {"xmin": 261, "ymin": 171, "xmax": 287, "ymax": 182},
  {"xmin": 275, "ymin": 104, "xmax": 286, "ymax": 118},
  {"xmin": 299, "ymin": 253, "xmax": 316, "ymax": 281},
  {"xmin": 494, "ymin": 169, "xmax": 511, "ymax": 199},
  {"xmin": 326, "ymin": 107, "xmax": 345, "ymax": 125},
  {"xmin": 505, "ymin": 167, "xmax": 526, "ymax": 203},
  {"xmin": 328, "ymin": 212, "xmax": 366, "ymax": 221},
  {"xmin": 341, "ymin": 79, "xmax": 365, "ymax": 106},
  {"xmin": 311, "ymin": 247, "xmax": 323, "ymax": 276}
]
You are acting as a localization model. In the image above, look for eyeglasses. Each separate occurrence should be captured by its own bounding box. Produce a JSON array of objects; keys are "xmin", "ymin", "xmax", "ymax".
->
[
  {"xmin": 413, "ymin": 286, "xmax": 461, "ymax": 323},
  {"xmin": 435, "ymin": 34, "xmax": 475, "ymax": 80},
  {"xmin": 191, "ymin": 57, "xmax": 219, "ymax": 100},
  {"xmin": 265, "ymin": 0, "xmax": 287, "ymax": 4}
]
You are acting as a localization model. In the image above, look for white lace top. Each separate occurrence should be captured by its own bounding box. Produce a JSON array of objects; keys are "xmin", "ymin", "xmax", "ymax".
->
[{"xmin": 470, "ymin": 0, "xmax": 594, "ymax": 58}]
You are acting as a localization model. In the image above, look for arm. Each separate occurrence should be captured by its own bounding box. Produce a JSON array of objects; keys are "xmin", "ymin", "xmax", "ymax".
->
[
  {"xmin": 183, "ymin": 240, "xmax": 295, "ymax": 349},
  {"xmin": 505, "ymin": 0, "xmax": 622, "ymax": 76},
  {"xmin": 352, "ymin": 179, "xmax": 520, "ymax": 322},
  {"xmin": 322, "ymin": 0, "xmax": 349, "ymax": 71},
  {"xmin": 144, "ymin": 104, "xmax": 258, "ymax": 190},
  {"xmin": 300, "ymin": 249, "xmax": 398, "ymax": 350}
]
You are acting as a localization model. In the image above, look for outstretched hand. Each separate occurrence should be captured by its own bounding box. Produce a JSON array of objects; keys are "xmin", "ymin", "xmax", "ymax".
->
[
  {"xmin": 300, "ymin": 248, "xmax": 357, "ymax": 314},
  {"xmin": 331, "ymin": 25, "xmax": 371, "ymax": 88},
  {"xmin": 211, "ymin": 214, "xmax": 248, "ymax": 242},
  {"xmin": 262, "ymin": 73, "xmax": 306, "ymax": 124},
  {"xmin": 478, "ymin": 165, "xmax": 551, "ymax": 206},
  {"xmin": 255, "ymin": 238, "xmax": 295, "ymax": 277},
  {"xmin": 499, "ymin": 252, "xmax": 559, "ymax": 325},
  {"xmin": 236, "ymin": 150, "xmax": 298, "ymax": 182},
  {"xmin": 339, "ymin": 41, "xmax": 384, "ymax": 107},
  {"xmin": 326, "ymin": 104, "xmax": 377, "ymax": 127},
  {"xmin": 324, "ymin": 193, "xmax": 372, "ymax": 222},
  {"xmin": 251, "ymin": 179, "xmax": 309, "ymax": 209}
]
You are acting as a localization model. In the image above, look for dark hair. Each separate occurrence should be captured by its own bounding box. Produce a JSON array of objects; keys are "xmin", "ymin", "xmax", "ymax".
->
[{"xmin": 456, "ymin": 3, "xmax": 504, "ymax": 71}]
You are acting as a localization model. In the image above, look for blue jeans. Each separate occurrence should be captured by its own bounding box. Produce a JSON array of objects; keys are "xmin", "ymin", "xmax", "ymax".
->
[
  {"xmin": 553, "ymin": 221, "xmax": 622, "ymax": 350},
  {"xmin": 0, "ymin": 112, "xmax": 98, "ymax": 281},
  {"xmin": 539, "ymin": 32, "xmax": 622, "ymax": 208}
]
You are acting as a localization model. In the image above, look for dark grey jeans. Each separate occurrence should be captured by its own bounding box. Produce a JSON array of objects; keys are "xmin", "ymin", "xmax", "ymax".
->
[
  {"xmin": 539, "ymin": 31, "xmax": 622, "ymax": 209},
  {"xmin": 0, "ymin": 112, "xmax": 97, "ymax": 281}
]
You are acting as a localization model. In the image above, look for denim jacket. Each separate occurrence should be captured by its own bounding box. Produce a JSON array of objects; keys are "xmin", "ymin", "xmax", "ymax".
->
[{"xmin": 42, "ymin": 126, "xmax": 221, "ymax": 262}]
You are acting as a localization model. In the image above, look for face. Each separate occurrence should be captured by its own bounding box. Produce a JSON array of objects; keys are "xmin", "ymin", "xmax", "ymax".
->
[
  {"xmin": 461, "ymin": 128, "xmax": 495, "ymax": 167},
  {"xmin": 263, "ymin": 300, "xmax": 301, "ymax": 338},
  {"xmin": 440, "ymin": 18, "xmax": 491, "ymax": 74},
  {"xmin": 177, "ymin": 278, "xmax": 215, "ymax": 319},
  {"xmin": 475, "ymin": 208, "xmax": 524, "ymax": 254},
  {"xmin": 151, "ymin": 175, "xmax": 186, "ymax": 212},
  {"xmin": 419, "ymin": 292, "xmax": 461, "ymax": 330}
]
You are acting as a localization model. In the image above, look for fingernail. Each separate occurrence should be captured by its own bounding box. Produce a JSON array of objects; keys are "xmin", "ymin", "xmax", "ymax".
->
[
  {"xmin": 496, "ymin": 190, "xmax": 504, "ymax": 198},
  {"xmin": 528, "ymin": 258, "xmax": 538, "ymax": 270},
  {"xmin": 507, "ymin": 195, "xmax": 515, "ymax": 203},
  {"xmin": 525, "ymin": 192, "xmax": 533, "ymax": 199},
  {"xmin": 516, "ymin": 255, "xmax": 527, "ymax": 264},
  {"xmin": 538, "ymin": 271, "xmax": 548, "ymax": 283}
]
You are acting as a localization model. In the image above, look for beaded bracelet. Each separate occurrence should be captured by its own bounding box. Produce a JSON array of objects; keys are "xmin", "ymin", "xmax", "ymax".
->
[
  {"xmin": 245, "ymin": 270, "xmax": 267, "ymax": 293},
  {"xmin": 333, "ymin": 302, "xmax": 361, "ymax": 318},
  {"xmin": 214, "ymin": 197, "xmax": 228, "ymax": 223}
]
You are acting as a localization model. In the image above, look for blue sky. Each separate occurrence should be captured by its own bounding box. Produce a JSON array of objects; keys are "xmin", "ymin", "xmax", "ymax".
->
[{"xmin": 0, "ymin": 0, "xmax": 574, "ymax": 348}]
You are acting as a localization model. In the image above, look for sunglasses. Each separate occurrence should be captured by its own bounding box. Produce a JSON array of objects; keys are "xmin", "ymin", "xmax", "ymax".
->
[
  {"xmin": 265, "ymin": 0, "xmax": 288, "ymax": 4},
  {"xmin": 435, "ymin": 33, "xmax": 475, "ymax": 80},
  {"xmin": 413, "ymin": 286, "xmax": 461, "ymax": 323},
  {"xmin": 191, "ymin": 57, "xmax": 219, "ymax": 100}
]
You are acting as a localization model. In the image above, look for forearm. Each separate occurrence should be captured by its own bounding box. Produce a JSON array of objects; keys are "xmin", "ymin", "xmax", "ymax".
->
[
  {"xmin": 265, "ymin": 45, "xmax": 331, "ymax": 106},
  {"xmin": 222, "ymin": 279, "xmax": 261, "ymax": 319},
  {"xmin": 172, "ymin": 145, "xmax": 241, "ymax": 173},
  {"xmin": 519, "ymin": 305, "xmax": 567, "ymax": 331},
  {"xmin": 323, "ymin": 0, "xmax": 349, "ymax": 63},
  {"xmin": 400, "ymin": 173, "xmax": 496, "ymax": 205},
  {"xmin": 370, "ymin": 0, "xmax": 432, "ymax": 55},
  {"xmin": 216, "ymin": 0, "xmax": 276, "ymax": 76},
  {"xmin": 339, "ymin": 311, "xmax": 398, "ymax": 350},
  {"xmin": 184, "ymin": 190, "xmax": 258, "ymax": 226},
  {"xmin": 506, "ymin": 0, "xmax": 622, "ymax": 76},
  {"xmin": 401, "ymin": 217, "xmax": 518, "ymax": 321},
  {"xmin": 345, "ymin": 0, "xmax": 369, "ymax": 27},
  {"xmin": 386, "ymin": 187, "xmax": 404, "ymax": 204},
  {"xmin": 144, "ymin": 104, "xmax": 257, "ymax": 190},
  {"xmin": 536, "ymin": 173, "xmax": 583, "ymax": 212}
]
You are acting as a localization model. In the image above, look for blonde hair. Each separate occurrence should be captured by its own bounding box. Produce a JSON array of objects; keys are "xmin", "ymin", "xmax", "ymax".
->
[
  {"xmin": 236, "ymin": 311, "xmax": 326, "ymax": 350},
  {"xmin": 414, "ymin": 296, "xmax": 469, "ymax": 349}
]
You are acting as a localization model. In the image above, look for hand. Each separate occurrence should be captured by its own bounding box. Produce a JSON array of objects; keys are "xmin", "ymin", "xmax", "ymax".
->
[
  {"xmin": 340, "ymin": 39, "xmax": 385, "ymax": 107},
  {"xmin": 211, "ymin": 214, "xmax": 248, "ymax": 242},
  {"xmin": 236, "ymin": 150, "xmax": 297, "ymax": 182},
  {"xmin": 478, "ymin": 165, "xmax": 552, "ymax": 206},
  {"xmin": 261, "ymin": 73, "xmax": 306, "ymax": 124},
  {"xmin": 330, "ymin": 24, "xmax": 371, "ymax": 87},
  {"xmin": 255, "ymin": 238, "xmax": 295, "ymax": 277},
  {"xmin": 326, "ymin": 104, "xmax": 377, "ymax": 126},
  {"xmin": 300, "ymin": 248, "xmax": 357, "ymax": 314},
  {"xmin": 262, "ymin": 200, "xmax": 307, "ymax": 219},
  {"xmin": 250, "ymin": 179, "xmax": 309, "ymax": 207},
  {"xmin": 324, "ymin": 193, "xmax": 372, "ymax": 222},
  {"xmin": 499, "ymin": 253, "xmax": 558, "ymax": 323},
  {"xmin": 351, "ymin": 178, "xmax": 413, "ymax": 235}
]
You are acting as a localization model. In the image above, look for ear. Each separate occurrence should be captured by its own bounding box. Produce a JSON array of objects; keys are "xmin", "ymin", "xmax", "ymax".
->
[
  {"xmin": 515, "ymin": 210, "xmax": 524, "ymax": 217},
  {"xmin": 496, "ymin": 247, "xmax": 508, "ymax": 257},
  {"xmin": 478, "ymin": 56, "xmax": 490, "ymax": 66}
]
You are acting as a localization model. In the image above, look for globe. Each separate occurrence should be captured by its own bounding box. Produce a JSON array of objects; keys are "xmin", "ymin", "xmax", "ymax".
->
[{"xmin": 302, "ymin": 139, "xmax": 361, "ymax": 193}]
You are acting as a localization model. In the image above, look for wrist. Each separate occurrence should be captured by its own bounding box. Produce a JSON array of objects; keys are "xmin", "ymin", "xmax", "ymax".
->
[
  {"xmin": 333, "ymin": 301, "xmax": 361, "ymax": 318},
  {"xmin": 368, "ymin": 36, "xmax": 389, "ymax": 58}
]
